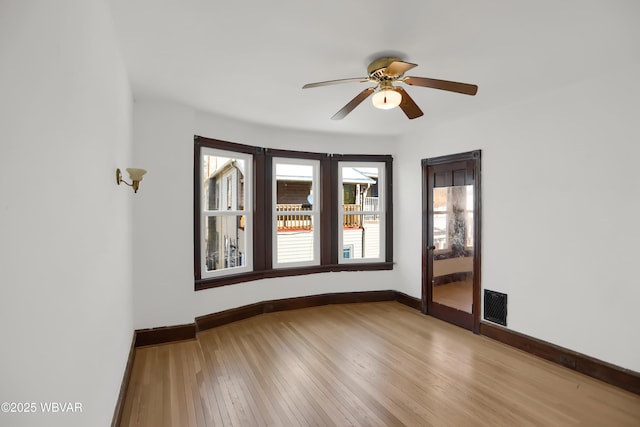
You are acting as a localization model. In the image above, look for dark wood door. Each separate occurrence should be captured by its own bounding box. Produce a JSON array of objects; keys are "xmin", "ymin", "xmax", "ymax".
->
[{"xmin": 422, "ymin": 151, "xmax": 481, "ymax": 333}]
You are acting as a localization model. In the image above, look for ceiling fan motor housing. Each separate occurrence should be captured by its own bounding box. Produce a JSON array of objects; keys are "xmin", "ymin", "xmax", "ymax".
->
[{"xmin": 367, "ymin": 57, "xmax": 402, "ymax": 79}]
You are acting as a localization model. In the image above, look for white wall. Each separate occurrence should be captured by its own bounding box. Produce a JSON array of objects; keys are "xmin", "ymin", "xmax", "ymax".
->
[
  {"xmin": 396, "ymin": 61, "xmax": 640, "ymax": 372},
  {"xmin": 0, "ymin": 1, "xmax": 134, "ymax": 426},
  {"xmin": 131, "ymin": 101, "xmax": 399, "ymax": 329}
]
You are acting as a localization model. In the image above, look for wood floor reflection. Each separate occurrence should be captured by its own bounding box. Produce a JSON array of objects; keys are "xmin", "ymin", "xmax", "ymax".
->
[
  {"xmin": 433, "ymin": 280, "xmax": 473, "ymax": 312},
  {"xmin": 120, "ymin": 302, "xmax": 640, "ymax": 426}
]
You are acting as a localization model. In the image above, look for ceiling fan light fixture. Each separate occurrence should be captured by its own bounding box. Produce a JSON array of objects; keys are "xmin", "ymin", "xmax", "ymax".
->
[
  {"xmin": 372, "ymin": 89, "xmax": 401, "ymax": 110},
  {"xmin": 302, "ymin": 57, "xmax": 476, "ymax": 120}
]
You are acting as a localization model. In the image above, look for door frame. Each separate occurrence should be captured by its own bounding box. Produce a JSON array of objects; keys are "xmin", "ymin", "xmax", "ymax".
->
[{"xmin": 421, "ymin": 150, "xmax": 481, "ymax": 334}]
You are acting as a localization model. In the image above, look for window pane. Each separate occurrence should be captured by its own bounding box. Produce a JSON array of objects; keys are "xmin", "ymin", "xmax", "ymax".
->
[
  {"xmin": 276, "ymin": 216, "xmax": 315, "ymax": 264},
  {"xmin": 341, "ymin": 166, "xmax": 378, "ymax": 209},
  {"xmin": 275, "ymin": 210, "xmax": 313, "ymax": 231},
  {"xmin": 273, "ymin": 159, "xmax": 320, "ymax": 268},
  {"xmin": 276, "ymin": 163, "xmax": 314, "ymax": 208},
  {"xmin": 204, "ymin": 215, "xmax": 247, "ymax": 271},
  {"xmin": 339, "ymin": 162, "xmax": 385, "ymax": 264},
  {"xmin": 434, "ymin": 213, "xmax": 448, "ymax": 250},
  {"xmin": 342, "ymin": 214, "xmax": 380, "ymax": 260},
  {"xmin": 203, "ymin": 154, "xmax": 246, "ymax": 211},
  {"xmin": 434, "ymin": 187, "xmax": 447, "ymax": 212},
  {"xmin": 433, "ymin": 185, "xmax": 473, "ymax": 253}
]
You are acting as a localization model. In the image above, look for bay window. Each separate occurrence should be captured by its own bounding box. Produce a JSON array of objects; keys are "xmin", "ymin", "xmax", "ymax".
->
[{"xmin": 194, "ymin": 136, "xmax": 393, "ymax": 290}]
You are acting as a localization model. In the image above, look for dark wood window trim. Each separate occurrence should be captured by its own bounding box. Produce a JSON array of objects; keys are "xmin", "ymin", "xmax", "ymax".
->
[{"xmin": 194, "ymin": 135, "xmax": 394, "ymax": 291}]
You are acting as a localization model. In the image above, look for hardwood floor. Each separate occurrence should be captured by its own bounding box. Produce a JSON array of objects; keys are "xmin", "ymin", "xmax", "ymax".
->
[
  {"xmin": 120, "ymin": 302, "xmax": 640, "ymax": 426},
  {"xmin": 433, "ymin": 280, "xmax": 473, "ymax": 313}
]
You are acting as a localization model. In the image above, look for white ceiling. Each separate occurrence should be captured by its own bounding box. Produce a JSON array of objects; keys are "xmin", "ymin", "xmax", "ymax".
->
[{"xmin": 109, "ymin": 0, "xmax": 639, "ymax": 136}]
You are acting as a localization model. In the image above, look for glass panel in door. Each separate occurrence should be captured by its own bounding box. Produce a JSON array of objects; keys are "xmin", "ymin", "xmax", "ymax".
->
[{"xmin": 432, "ymin": 185, "xmax": 474, "ymax": 313}]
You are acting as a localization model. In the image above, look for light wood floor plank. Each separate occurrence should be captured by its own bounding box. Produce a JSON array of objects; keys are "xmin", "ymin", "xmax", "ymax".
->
[{"xmin": 120, "ymin": 302, "xmax": 640, "ymax": 426}]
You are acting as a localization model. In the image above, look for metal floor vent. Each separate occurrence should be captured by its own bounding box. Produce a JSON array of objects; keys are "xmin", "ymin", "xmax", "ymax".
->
[{"xmin": 484, "ymin": 290, "xmax": 507, "ymax": 326}]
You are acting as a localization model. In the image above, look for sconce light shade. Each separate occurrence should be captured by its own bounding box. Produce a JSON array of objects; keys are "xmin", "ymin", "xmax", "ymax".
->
[
  {"xmin": 126, "ymin": 168, "xmax": 147, "ymax": 182},
  {"xmin": 372, "ymin": 89, "xmax": 402, "ymax": 110},
  {"xmin": 116, "ymin": 167, "xmax": 147, "ymax": 193}
]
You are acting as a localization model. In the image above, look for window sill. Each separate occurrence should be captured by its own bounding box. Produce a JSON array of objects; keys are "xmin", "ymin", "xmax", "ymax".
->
[{"xmin": 195, "ymin": 262, "xmax": 394, "ymax": 291}]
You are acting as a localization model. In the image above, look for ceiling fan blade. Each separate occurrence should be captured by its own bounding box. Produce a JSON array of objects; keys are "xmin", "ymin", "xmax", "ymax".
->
[
  {"xmin": 396, "ymin": 87, "xmax": 424, "ymax": 119},
  {"xmin": 331, "ymin": 87, "xmax": 375, "ymax": 120},
  {"xmin": 385, "ymin": 60, "xmax": 418, "ymax": 77},
  {"xmin": 303, "ymin": 77, "xmax": 368, "ymax": 89},
  {"xmin": 404, "ymin": 76, "xmax": 478, "ymax": 95}
]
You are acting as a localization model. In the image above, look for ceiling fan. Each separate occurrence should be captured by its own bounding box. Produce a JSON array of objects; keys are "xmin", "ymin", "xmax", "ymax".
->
[{"xmin": 302, "ymin": 57, "xmax": 478, "ymax": 120}]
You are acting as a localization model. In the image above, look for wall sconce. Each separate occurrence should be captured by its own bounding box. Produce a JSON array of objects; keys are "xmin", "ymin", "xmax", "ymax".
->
[{"xmin": 116, "ymin": 168, "xmax": 147, "ymax": 193}]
